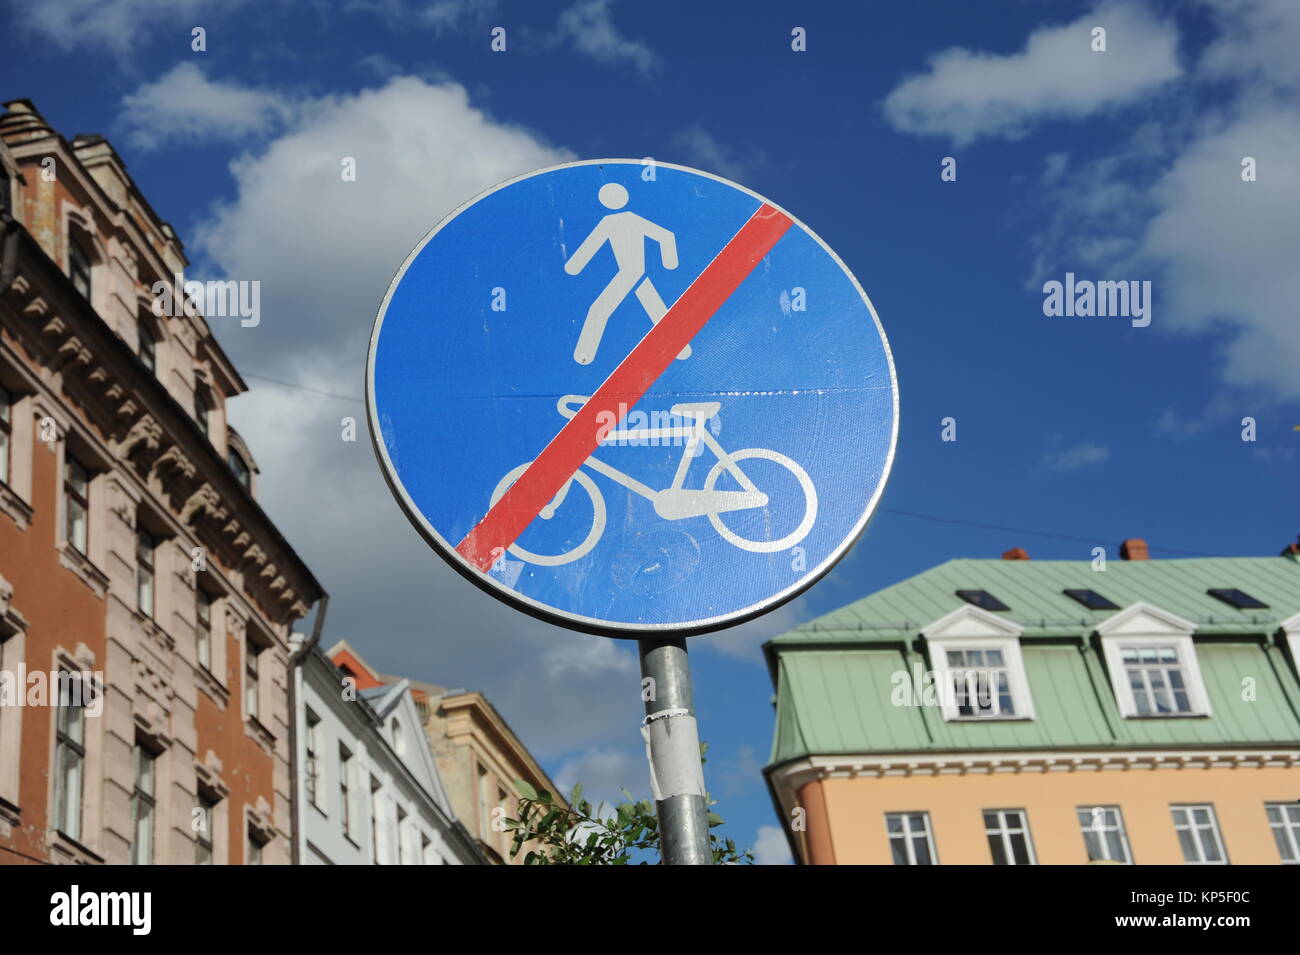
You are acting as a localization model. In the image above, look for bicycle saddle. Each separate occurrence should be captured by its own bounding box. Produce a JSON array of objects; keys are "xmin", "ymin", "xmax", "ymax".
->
[{"xmin": 669, "ymin": 402, "xmax": 720, "ymax": 420}]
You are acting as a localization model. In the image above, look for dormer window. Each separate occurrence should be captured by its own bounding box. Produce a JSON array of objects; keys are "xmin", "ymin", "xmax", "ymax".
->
[
  {"xmin": 1096, "ymin": 602, "xmax": 1212, "ymax": 718},
  {"xmin": 69, "ymin": 238, "xmax": 92, "ymax": 300},
  {"xmin": 922, "ymin": 604, "xmax": 1035, "ymax": 722},
  {"xmin": 139, "ymin": 321, "xmax": 156, "ymax": 374},
  {"xmin": 228, "ymin": 448, "xmax": 250, "ymax": 491}
]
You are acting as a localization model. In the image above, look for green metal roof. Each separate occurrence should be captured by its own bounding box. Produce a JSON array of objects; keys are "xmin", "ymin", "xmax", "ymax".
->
[
  {"xmin": 773, "ymin": 557, "xmax": 1300, "ymax": 642},
  {"xmin": 768, "ymin": 557, "xmax": 1300, "ymax": 765}
]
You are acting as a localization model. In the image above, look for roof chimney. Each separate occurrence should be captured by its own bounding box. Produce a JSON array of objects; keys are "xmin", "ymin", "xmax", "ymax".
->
[
  {"xmin": 1282, "ymin": 535, "xmax": 1300, "ymax": 558},
  {"xmin": 1120, "ymin": 538, "xmax": 1149, "ymax": 561},
  {"xmin": 1001, "ymin": 547, "xmax": 1030, "ymax": 560}
]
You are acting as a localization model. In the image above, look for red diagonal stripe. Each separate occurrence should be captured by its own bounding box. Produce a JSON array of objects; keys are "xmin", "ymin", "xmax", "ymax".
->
[{"xmin": 456, "ymin": 203, "xmax": 792, "ymax": 573}]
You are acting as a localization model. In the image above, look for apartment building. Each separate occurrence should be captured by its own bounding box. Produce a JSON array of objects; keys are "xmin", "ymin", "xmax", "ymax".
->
[
  {"xmin": 765, "ymin": 543, "xmax": 1300, "ymax": 864},
  {"xmin": 328, "ymin": 640, "xmax": 567, "ymax": 864},
  {"xmin": 293, "ymin": 640, "xmax": 482, "ymax": 864},
  {"xmin": 0, "ymin": 100, "xmax": 323, "ymax": 864}
]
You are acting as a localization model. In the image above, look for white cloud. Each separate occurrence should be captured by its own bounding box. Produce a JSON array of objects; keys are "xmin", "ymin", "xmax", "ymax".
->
[
  {"xmin": 753, "ymin": 824, "xmax": 793, "ymax": 865},
  {"xmin": 117, "ymin": 64, "xmax": 296, "ymax": 151},
  {"xmin": 10, "ymin": 0, "xmax": 245, "ymax": 54},
  {"xmin": 1023, "ymin": 0, "xmax": 1300, "ymax": 403},
  {"xmin": 1136, "ymin": 105, "xmax": 1300, "ymax": 399},
  {"xmin": 552, "ymin": 746, "xmax": 646, "ymax": 808},
  {"xmin": 555, "ymin": 0, "xmax": 659, "ymax": 76},
  {"xmin": 350, "ymin": 0, "xmax": 499, "ymax": 36},
  {"xmin": 1042, "ymin": 442, "xmax": 1110, "ymax": 472},
  {"xmin": 670, "ymin": 125, "xmax": 763, "ymax": 182},
  {"xmin": 883, "ymin": 1, "xmax": 1181, "ymax": 145}
]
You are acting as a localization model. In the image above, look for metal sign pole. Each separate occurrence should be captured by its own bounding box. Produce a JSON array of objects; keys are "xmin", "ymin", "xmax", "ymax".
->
[{"xmin": 638, "ymin": 637, "xmax": 713, "ymax": 865}]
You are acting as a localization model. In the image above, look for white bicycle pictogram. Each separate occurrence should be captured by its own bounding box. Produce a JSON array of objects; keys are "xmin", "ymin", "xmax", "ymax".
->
[{"xmin": 490, "ymin": 395, "xmax": 818, "ymax": 566}]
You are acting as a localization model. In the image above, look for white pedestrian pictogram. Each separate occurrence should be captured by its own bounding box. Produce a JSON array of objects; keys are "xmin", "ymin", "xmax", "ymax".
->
[{"xmin": 564, "ymin": 183, "xmax": 689, "ymax": 365}]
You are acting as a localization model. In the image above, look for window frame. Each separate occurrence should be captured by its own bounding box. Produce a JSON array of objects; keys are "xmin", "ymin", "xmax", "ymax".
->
[
  {"xmin": 52, "ymin": 670, "xmax": 88, "ymax": 841},
  {"xmin": 922, "ymin": 604, "xmax": 1035, "ymax": 722},
  {"xmin": 136, "ymin": 526, "xmax": 156, "ymax": 618},
  {"xmin": 68, "ymin": 236, "xmax": 92, "ymax": 301},
  {"xmin": 983, "ymin": 808, "xmax": 1037, "ymax": 865},
  {"xmin": 1097, "ymin": 603, "xmax": 1211, "ymax": 718},
  {"xmin": 244, "ymin": 639, "xmax": 261, "ymax": 720},
  {"xmin": 195, "ymin": 389, "xmax": 210, "ymax": 437},
  {"xmin": 339, "ymin": 743, "xmax": 354, "ymax": 839},
  {"xmin": 195, "ymin": 589, "xmax": 213, "ymax": 672},
  {"xmin": 138, "ymin": 320, "xmax": 157, "ymax": 375},
  {"xmin": 305, "ymin": 708, "xmax": 321, "ymax": 809},
  {"xmin": 246, "ymin": 823, "xmax": 264, "ymax": 865},
  {"xmin": 885, "ymin": 811, "xmax": 937, "ymax": 865},
  {"xmin": 130, "ymin": 742, "xmax": 157, "ymax": 865},
  {"xmin": 1171, "ymin": 804, "xmax": 1228, "ymax": 865},
  {"xmin": 1077, "ymin": 805, "xmax": 1133, "ymax": 864},
  {"xmin": 64, "ymin": 455, "xmax": 90, "ymax": 556},
  {"xmin": 1266, "ymin": 802, "xmax": 1300, "ymax": 864},
  {"xmin": 228, "ymin": 448, "xmax": 251, "ymax": 491},
  {"xmin": 0, "ymin": 383, "xmax": 11, "ymax": 486},
  {"xmin": 195, "ymin": 791, "xmax": 216, "ymax": 865}
]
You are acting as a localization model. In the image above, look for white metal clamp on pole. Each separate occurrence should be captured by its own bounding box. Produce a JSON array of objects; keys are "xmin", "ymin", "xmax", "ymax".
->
[{"xmin": 638, "ymin": 637, "xmax": 712, "ymax": 865}]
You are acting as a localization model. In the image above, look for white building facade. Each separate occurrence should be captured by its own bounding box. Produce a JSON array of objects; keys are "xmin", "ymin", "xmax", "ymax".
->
[{"xmin": 291, "ymin": 642, "xmax": 482, "ymax": 865}]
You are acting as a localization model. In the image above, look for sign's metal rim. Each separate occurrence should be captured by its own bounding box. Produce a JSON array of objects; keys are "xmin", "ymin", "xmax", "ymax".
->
[{"xmin": 365, "ymin": 159, "xmax": 900, "ymax": 639}]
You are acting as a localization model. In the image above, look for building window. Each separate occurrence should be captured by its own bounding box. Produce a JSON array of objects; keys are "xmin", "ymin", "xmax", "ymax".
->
[
  {"xmin": 244, "ymin": 639, "xmax": 260, "ymax": 720},
  {"xmin": 0, "ymin": 167, "xmax": 10, "ymax": 216},
  {"xmin": 195, "ymin": 792, "xmax": 215, "ymax": 865},
  {"xmin": 136, "ymin": 527, "xmax": 156, "ymax": 618},
  {"xmin": 69, "ymin": 237, "xmax": 92, "ymax": 300},
  {"xmin": 247, "ymin": 825, "xmax": 264, "ymax": 865},
  {"xmin": 1171, "ymin": 805, "xmax": 1227, "ymax": 864},
  {"xmin": 369, "ymin": 775, "xmax": 382, "ymax": 863},
  {"xmin": 984, "ymin": 809, "xmax": 1036, "ymax": 865},
  {"xmin": 64, "ymin": 456, "xmax": 89, "ymax": 555},
  {"xmin": 1267, "ymin": 803, "xmax": 1300, "ymax": 863},
  {"xmin": 305, "ymin": 709, "xmax": 321, "ymax": 808},
  {"xmin": 886, "ymin": 811, "xmax": 936, "ymax": 865},
  {"xmin": 339, "ymin": 744, "xmax": 353, "ymax": 838},
  {"xmin": 1121, "ymin": 645, "xmax": 1196, "ymax": 715},
  {"xmin": 138, "ymin": 321, "xmax": 156, "ymax": 374},
  {"xmin": 397, "ymin": 805, "xmax": 409, "ymax": 864},
  {"xmin": 1078, "ymin": 806, "xmax": 1132, "ymax": 864},
  {"xmin": 1097, "ymin": 604, "xmax": 1210, "ymax": 718},
  {"xmin": 945, "ymin": 647, "xmax": 1016, "ymax": 717},
  {"xmin": 955, "ymin": 589, "xmax": 1010, "ymax": 612},
  {"xmin": 130, "ymin": 743, "xmax": 156, "ymax": 864},
  {"xmin": 53, "ymin": 672, "xmax": 87, "ymax": 840},
  {"xmin": 195, "ymin": 590, "xmax": 212, "ymax": 671},
  {"xmin": 477, "ymin": 764, "xmax": 491, "ymax": 840},
  {"xmin": 0, "ymin": 384, "xmax": 11, "ymax": 485},
  {"xmin": 195, "ymin": 390, "xmax": 209, "ymax": 437},
  {"xmin": 228, "ymin": 449, "xmax": 250, "ymax": 491}
]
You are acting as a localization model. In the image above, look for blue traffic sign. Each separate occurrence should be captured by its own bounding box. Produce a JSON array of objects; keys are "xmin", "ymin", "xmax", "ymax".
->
[{"xmin": 367, "ymin": 160, "xmax": 897, "ymax": 636}]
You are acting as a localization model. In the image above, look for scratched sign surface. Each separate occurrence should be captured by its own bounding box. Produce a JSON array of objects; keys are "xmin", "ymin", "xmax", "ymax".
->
[{"xmin": 366, "ymin": 160, "xmax": 897, "ymax": 636}]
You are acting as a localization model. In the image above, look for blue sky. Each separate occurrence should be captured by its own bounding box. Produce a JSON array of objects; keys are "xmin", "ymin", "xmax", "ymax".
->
[{"xmin": 3, "ymin": 0, "xmax": 1297, "ymax": 863}]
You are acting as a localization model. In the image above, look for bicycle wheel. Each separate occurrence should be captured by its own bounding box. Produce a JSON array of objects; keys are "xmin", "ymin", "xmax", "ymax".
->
[
  {"xmin": 703, "ymin": 449, "xmax": 817, "ymax": 553},
  {"xmin": 488, "ymin": 463, "xmax": 606, "ymax": 566}
]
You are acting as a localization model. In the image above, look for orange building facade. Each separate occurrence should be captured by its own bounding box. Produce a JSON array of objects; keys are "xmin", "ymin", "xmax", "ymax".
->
[{"xmin": 0, "ymin": 100, "xmax": 323, "ymax": 865}]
